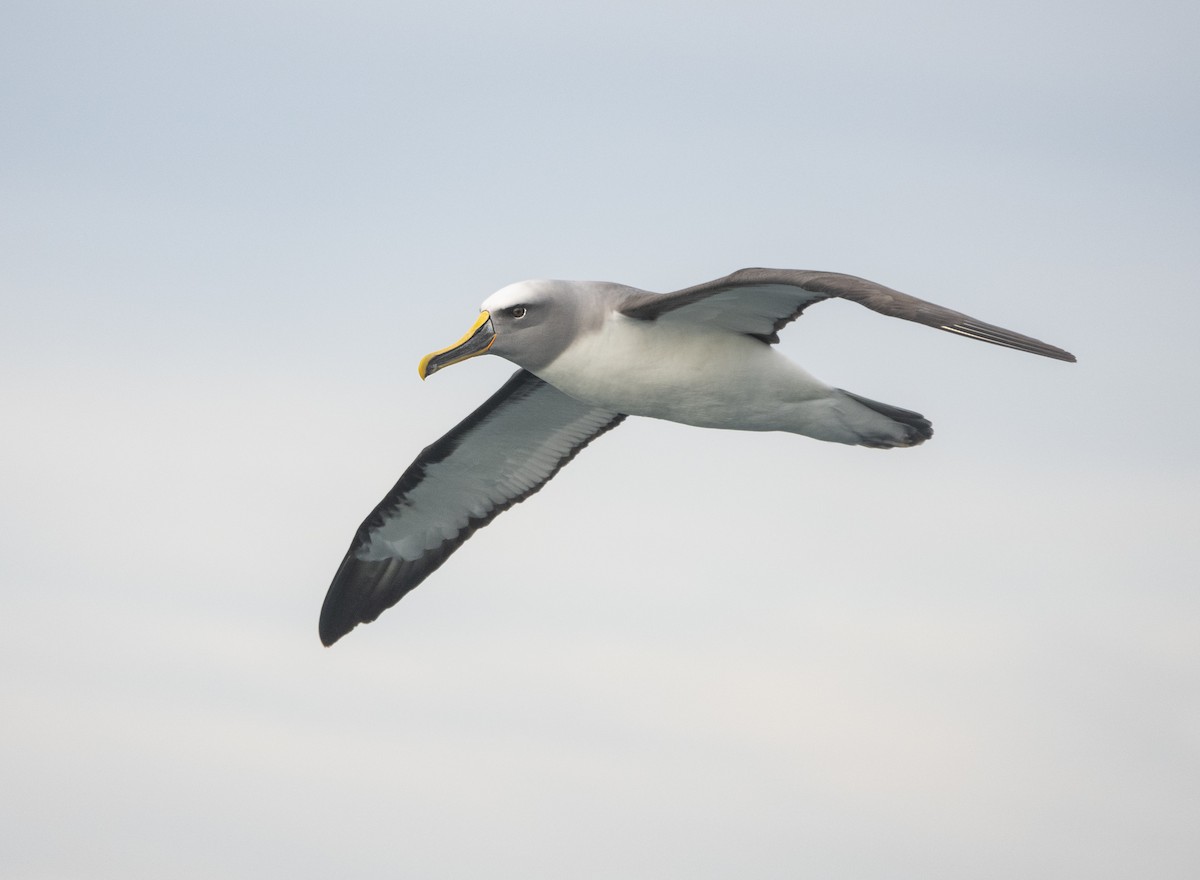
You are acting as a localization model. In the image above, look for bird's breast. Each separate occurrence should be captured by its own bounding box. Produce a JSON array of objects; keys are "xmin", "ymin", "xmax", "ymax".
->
[{"xmin": 532, "ymin": 315, "xmax": 828, "ymax": 430}]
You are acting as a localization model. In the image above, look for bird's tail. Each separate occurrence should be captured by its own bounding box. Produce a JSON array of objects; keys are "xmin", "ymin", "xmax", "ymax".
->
[{"xmin": 834, "ymin": 389, "xmax": 933, "ymax": 448}]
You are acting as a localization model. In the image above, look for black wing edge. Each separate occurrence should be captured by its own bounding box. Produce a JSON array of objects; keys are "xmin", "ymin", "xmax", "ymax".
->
[{"xmin": 319, "ymin": 370, "xmax": 626, "ymax": 646}]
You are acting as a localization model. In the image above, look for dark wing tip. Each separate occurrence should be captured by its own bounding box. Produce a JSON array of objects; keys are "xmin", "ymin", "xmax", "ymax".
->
[
  {"xmin": 1053, "ymin": 346, "xmax": 1078, "ymax": 363},
  {"xmin": 319, "ymin": 545, "xmax": 462, "ymax": 646},
  {"xmin": 318, "ymin": 554, "xmax": 395, "ymax": 646},
  {"xmin": 318, "ymin": 558, "xmax": 408, "ymax": 646},
  {"xmin": 318, "ymin": 553, "xmax": 418, "ymax": 647},
  {"xmin": 940, "ymin": 319, "xmax": 1077, "ymax": 363}
]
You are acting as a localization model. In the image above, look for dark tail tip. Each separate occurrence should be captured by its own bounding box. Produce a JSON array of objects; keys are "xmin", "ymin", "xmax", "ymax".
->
[{"xmin": 838, "ymin": 389, "xmax": 934, "ymax": 446}]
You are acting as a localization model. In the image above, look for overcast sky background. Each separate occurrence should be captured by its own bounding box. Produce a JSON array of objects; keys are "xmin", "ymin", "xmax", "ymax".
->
[{"xmin": 2, "ymin": 1, "xmax": 1198, "ymax": 877}]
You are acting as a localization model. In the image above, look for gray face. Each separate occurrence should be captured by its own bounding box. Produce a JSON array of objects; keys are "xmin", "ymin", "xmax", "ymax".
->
[
  {"xmin": 481, "ymin": 280, "xmax": 600, "ymax": 372},
  {"xmin": 421, "ymin": 279, "xmax": 630, "ymax": 379}
]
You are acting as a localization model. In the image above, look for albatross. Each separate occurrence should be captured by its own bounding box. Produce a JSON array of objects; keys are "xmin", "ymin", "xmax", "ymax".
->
[{"xmin": 319, "ymin": 268, "xmax": 1075, "ymax": 645}]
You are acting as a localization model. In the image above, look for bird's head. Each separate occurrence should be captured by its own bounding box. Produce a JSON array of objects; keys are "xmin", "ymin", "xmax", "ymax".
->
[{"xmin": 419, "ymin": 280, "xmax": 588, "ymax": 378}]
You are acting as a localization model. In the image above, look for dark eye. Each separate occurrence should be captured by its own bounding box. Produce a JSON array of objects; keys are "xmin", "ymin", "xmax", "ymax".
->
[{"xmin": 509, "ymin": 306, "xmax": 527, "ymax": 319}]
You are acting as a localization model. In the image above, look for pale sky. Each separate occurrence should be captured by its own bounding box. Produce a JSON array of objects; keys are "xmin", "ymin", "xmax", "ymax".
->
[{"xmin": 2, "ymin": 1, "xmax": 1198, "ymax": 878}]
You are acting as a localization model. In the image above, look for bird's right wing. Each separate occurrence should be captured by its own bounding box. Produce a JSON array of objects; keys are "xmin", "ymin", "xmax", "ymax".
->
[{"xmin": 320, "ymin": 369, "xmax": 625, "ymax": 645}]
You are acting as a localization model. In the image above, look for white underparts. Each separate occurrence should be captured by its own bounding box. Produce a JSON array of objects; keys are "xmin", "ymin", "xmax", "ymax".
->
[{"xmin": 535, "ymin": 314, "xmax": 916, "ymax": 446}]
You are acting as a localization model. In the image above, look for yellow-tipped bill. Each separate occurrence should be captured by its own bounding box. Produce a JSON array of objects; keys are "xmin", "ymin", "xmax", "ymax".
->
[{"xmin": 418, "ymin": 310, "xmax": 496, "ymax": 379}]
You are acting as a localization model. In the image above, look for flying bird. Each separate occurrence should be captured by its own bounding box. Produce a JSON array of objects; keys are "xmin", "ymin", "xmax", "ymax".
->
[{"xmin": 319, "ymin": 268, "xmax": 1075, "ymax": 645}]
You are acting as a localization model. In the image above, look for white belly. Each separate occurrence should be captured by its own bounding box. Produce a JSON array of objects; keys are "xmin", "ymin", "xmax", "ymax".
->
[{"xmin": 533, "ymin": 314, "xmax": 834, "ymax": 431}]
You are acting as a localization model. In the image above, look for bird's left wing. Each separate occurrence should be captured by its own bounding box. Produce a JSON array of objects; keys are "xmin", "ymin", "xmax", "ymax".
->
[
  {"xmin": 619, "ymin": 267, "xmax": 1075, "ymax": 361},
  {"xmin": 320, "ymin": 369, "xmax": 625, "ymax": 645}
]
